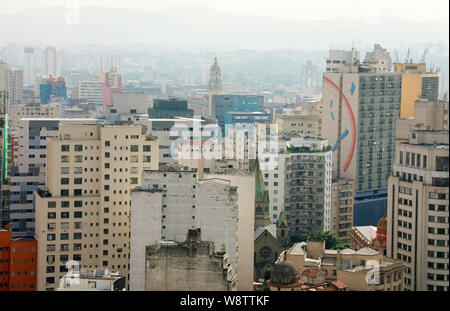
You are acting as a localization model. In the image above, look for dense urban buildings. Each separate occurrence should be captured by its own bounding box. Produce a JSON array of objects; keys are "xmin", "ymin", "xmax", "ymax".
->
[
  {"xmin": 0, "ymin": 10, "xmax": 448, "ymax": 294},
  {"xmin": 387, "ymin": 100, "xmax": 449, "ymax": 291},
  {"xmin": 278, "ymin": 239, "xmax": 406, "ymax": 291},
  {"xmin": 322, "ymin": 48, "xmax": 402, "ymax": 226}
]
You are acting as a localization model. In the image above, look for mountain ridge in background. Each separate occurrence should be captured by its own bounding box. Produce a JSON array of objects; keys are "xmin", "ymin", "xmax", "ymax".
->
[{"xmin": 0, "ymin": 5, "xmax": 448, "ymax": 50}]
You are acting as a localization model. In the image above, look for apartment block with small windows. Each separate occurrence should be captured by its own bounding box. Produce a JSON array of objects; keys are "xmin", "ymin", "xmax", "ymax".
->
[
  {"xmin": 0, "ymin": 229, "xmax": 37, "ymax": 291},
  {"xmin": 387, "ymin": 100, "xmax": 449, "ymax": 291},
  {"xmin": 275, "ymin": 115, "xmax": 322, "ymax": 138},
  {"xmin": 8, "ymin": 118, "xmax": 99, "ymax": 237},
  {"xmin": 331, "ymin": 178, "xmax": 355, "ymax": 243},
  {"xmin": 283, "ymin": 138, "xmax": 333, "ymax": 236},
  {"xmin": 35, "ymin": 123, "xmax": 159, "ymax": 291}
]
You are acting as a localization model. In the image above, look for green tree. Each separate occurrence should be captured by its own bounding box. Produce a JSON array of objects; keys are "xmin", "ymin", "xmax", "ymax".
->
[{"xmin": 290, "ymin": 231, "xmax": 350, "ymax": 249}]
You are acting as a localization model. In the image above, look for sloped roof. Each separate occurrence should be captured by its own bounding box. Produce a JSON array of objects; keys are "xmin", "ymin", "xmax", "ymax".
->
[
  {"xmin": 252, "ymin": 157, "xmax": 270, "ymax": 204},
  {"xmin": 276, "ymin": 211, "xmax": 288, "ymax": 228}
]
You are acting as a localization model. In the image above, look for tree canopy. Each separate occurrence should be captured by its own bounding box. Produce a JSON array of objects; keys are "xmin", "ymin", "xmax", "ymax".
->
[{"xmin": 290, "ymin": 231, "xmax": 351, "ymax": 250}]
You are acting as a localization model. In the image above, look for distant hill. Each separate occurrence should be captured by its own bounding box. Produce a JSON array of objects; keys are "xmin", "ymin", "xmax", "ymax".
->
[{"xmin": 0, "ymin": 5, "xmax": 448, "ymax": 49}]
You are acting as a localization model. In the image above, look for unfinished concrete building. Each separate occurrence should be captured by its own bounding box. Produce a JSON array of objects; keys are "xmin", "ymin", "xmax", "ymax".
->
[{"xmin": 145, "ymin": 228, "xmax": 235, "ymax": 291}]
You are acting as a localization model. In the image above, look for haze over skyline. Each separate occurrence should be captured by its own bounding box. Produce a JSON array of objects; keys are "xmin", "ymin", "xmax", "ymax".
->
[
  {"xmin": 0, "ymin": 3, "xmax": 448, "ymax": 50},
  {"xmin": 1, "ymin": 0, "xmax": 449, "ymax": 22}
]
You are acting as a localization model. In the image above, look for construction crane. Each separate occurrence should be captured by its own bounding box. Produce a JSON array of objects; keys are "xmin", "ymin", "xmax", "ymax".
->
[
  {"xmin": 394, "ymin": 50, "xmax": 400, "ymax": 63},
  {"xmin": 420, "ymin": 49, "xmax": 428, "ymax": 64},
  {"xmin": 405, "ymin": 48, "xmax": 411, "ymax": 63}
]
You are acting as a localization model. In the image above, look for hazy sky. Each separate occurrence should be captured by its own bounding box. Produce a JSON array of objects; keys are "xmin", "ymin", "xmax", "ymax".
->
[{"xmin": 1, "ymin": 0, "xmax": 449, "ymax": 22}]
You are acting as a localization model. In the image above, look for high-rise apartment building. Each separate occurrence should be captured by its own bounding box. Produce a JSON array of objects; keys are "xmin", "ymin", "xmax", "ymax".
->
[
  {"xmin": 8, "ymin": 118, "xmax": 99, "ymax": 237},
  {"xmin": 38, "ymin": 76, "xmax": 67, "ymax": 106},
  {"xmin": 10, "ymin": 98, "xmax": 60, "ymax": 130},
  {"xmin": 387, "ymin": 100, "xmax": 449, "ymax": 291},
  {"xmin": 331, "ymin": 178, "xmax": 355, "ymax": 243},
  {"xmin": 78, "ymin": 79, "xmax": 104, "ymax": 106},
  {"xmin": 44, "ymin": 47, "xmax": 59, "ymax": 77},
  {"xmin": 35, "ymin": 123, "xmax": 159, "ymax": 291},
  {"xmin": 325, "ymin": 49, "xmax": 360, "ymax": 73},
  {"xmin": 364, "ymin": 44, "xmax": 392, "ymax": 72},
  {"xmin": 394, "ymin": 62, "xmax": 440, "ymax": 118},
  {"xmin": 322, "ymin": 48, "xmax": 402, "ymax": 226},
  {"xmin": 275, "ymin": 114, "xmax": 322, "ymax": 137},
  {"xmin": 4, "ymin": 69, "xmax": 23, "ymax": 116},
  {"xmin": 23, "ymin": 47, "xmax": 34, "ymax": 86},
  {"xmin": 283, "ymin": 138, "xmax": 333, "ymax": 236}
]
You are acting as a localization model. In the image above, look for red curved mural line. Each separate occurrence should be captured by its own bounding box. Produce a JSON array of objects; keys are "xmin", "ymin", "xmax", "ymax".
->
[{"xmin": 323, "ymin": 76, "xmax": 357, "ymax": 172}]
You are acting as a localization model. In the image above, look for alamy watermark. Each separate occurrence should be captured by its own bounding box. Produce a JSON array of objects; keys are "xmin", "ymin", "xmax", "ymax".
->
[{"xmin": 169, "ymin": 119, "xmax": 279, "ymax": 170}]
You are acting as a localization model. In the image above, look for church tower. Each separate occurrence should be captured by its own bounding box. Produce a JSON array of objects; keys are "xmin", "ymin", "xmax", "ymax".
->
[
  {"xmin": 208, "ymin": 57, "xmax": 222, "ymax": 117},
  {"xmin": 208, "ymin": 57, "xmax": 222, "ymax": 95}
]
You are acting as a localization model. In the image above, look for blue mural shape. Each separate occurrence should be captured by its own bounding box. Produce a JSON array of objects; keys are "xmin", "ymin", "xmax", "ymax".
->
[
  {"xmin": 331, "ymin": 129, "xmax": 349, "ymax": 152},
  {"xmin": 350, "ymin": 82, "xmax": 356, "ymax": 95}
]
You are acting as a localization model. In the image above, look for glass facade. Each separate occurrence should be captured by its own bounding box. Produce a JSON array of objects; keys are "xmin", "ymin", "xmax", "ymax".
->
[{"xmin": 356, "ymin": 74, "xmax": 401, "ymax": 192}]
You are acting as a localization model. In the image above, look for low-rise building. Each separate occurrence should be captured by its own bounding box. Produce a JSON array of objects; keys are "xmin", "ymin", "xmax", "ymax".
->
[
  {"xmin": 277, "ymin": 240, "xmax": 406, "ymax": 291},
  {"xmin": 57, "ymin": 268, "xmax": 126, "ymax": 291}
]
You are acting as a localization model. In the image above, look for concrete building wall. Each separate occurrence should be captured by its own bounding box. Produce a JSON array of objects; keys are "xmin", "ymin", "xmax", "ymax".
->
[{"xmin": 130, "ymin": 170, "xmax": 248, "ymax": 290}]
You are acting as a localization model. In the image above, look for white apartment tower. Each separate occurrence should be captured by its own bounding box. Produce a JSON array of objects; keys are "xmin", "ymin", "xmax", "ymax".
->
[
  {"xmin": 44, "ymin": 47, "xmax": 58, "ymax": 77},
  {"xmin": 24, "ymin": 47, "xmax": 34, "ymax": 86}
]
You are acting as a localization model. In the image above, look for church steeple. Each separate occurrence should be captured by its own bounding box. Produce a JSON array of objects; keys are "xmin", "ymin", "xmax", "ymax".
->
[{"xmin": 208, "ymin": 57, "xmax": 222, "ymax": 95}]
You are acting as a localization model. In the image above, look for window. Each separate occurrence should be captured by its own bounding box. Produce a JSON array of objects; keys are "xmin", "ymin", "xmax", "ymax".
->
[
  {"xmin": 61, "ymin": 167, "xmax": 69, "ymax": 174},
  {"xmin": 74, "ymin": 212, "xmax": 82, "ymax": 218},
  {"xmin": 61, "ymin": 212, "xmax": 69, "ymax": 219},
  {"xmin": 47, "ymin": 212, "xmax": 56, "ymax": 219},
  {"xmin": 61, "ymin": 178, "xmax": 69, "ymax": 185},
  {"xmin": 60, "ymin": 233, "xmax": 69, "ymax": 240},
  {"xmin": 143, "ymin": 155, "xmax": 151, "ymax": 162},
  {"xmin": 74, "ymin": 155, "xmax": 82, "ymax": 162},
  {"xmin": 74, "ymin": 145, "xmax": 83, "ymax": 152},
  {"xmin": 130, "ymin": 177, "xmax": 138, "ymax": 185},
  {"xmin": 61, "ymin": 155, "xmax": 69, "ymax": 162},
  {"xmin": 74, "ymin": 178, "xmax": 82, "ymax": 185},
  {"xmin": 130, "ymin": 156, "xmax": 138, "ymax": 162},
  {"xmin": 74, "ymin": 167, "xmax": 82, "ymax": 174},
  {"xmin": 61, "ymin": 201, "xmax": 70, "ymax": 208},
  {"xmin": 130, "ymin": 145, "xmax": 139, "ymax": 152},
  {"xmin": 143, "ymin": 145, "xmax": 151, "ymax": 152},
  {"xmin": 48, "ymin": 202, "xmax": 56, "ymax": 208}
]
